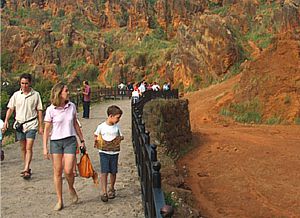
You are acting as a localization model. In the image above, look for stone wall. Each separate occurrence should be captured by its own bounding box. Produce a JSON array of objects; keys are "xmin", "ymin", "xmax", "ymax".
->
[{"xmin": 143, "ymin": 98, "xmax": 192, "ymax": 158}]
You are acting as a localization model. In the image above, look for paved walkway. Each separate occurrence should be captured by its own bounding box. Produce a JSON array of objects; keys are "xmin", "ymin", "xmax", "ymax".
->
[{"xmin": 1, "ymin": 99, "xmax": 144, "ymax": 217}]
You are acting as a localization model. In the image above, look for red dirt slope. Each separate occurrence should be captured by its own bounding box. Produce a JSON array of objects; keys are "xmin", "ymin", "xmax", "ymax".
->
[{"xmin": 178, "ymin": 37, "xmax": 300, "ymax": 217}]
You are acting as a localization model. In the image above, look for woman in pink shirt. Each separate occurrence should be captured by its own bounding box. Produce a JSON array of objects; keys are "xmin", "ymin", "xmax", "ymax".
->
[{"xmin": 43, "ymin": 82, "xmax": 85, "ymax": 211}]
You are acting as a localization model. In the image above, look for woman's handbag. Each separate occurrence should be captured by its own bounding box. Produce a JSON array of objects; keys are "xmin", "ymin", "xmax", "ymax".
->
[{"xmin": 77, "ymin": 151, "xmax": 98, "ymax": 185}]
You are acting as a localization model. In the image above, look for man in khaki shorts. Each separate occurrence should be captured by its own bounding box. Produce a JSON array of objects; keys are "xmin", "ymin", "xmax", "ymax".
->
[{"xmin": 3, "ymin": 73, "xmax": 43, "ymax": 179}]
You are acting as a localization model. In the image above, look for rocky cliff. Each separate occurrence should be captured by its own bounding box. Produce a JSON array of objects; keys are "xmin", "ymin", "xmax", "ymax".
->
[{"xmin": 1, "ymin": 0, "xmax": 299, "ymax": 123}]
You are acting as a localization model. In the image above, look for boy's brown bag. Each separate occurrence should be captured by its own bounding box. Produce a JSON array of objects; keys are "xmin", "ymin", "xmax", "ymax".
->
[
  {"xmin": 94, "ymin": 134, "xmax": 124, "ymax": 151},
  {"xmin": 77, "ymin": 153, "xmax": 98, "ymax": 185}
]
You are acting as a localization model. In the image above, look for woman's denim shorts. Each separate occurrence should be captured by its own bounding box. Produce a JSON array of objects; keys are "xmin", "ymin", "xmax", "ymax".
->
[
  {"xmin": 99, "ymin": 153, "xmax": 119, "ymax": 174},
  {"xmin": 50, "ymin": 136, "xmax": 77, "ymax": 154}
]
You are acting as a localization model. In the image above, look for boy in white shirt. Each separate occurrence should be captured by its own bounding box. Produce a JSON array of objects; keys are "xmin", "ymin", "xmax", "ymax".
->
[{"xmin": 94, "ymin": 105, "xmax": 124, "ymax": 202}]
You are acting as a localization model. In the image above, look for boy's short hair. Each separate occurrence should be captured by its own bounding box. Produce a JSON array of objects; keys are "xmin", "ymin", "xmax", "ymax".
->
[{"xmin": 107, "ymin": 105, "xmax": 123, "ymax": 116}]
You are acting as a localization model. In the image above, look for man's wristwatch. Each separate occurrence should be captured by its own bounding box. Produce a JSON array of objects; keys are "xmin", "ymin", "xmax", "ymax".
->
[{"xmin": 80, "ymin": 139, "xmax": 85, "ymax": 143}]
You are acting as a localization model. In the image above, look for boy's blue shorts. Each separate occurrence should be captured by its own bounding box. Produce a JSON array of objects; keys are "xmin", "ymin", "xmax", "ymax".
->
[{"xmin": 99, "ymin": 153, "xmax": 119, "ymax": 174}]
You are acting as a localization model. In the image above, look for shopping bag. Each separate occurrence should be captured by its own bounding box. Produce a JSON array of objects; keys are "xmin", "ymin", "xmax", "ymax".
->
[{"xmin": 77, "ymin": 153, "xmax": 98, "ymax": 185}]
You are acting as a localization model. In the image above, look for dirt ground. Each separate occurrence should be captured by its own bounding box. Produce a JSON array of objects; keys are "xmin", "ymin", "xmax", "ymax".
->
[
  {"xmin": 0, "ymin": 100, "xmax": 144, "ymax": 218},
  {"xmin": 178, "ymin": 74, "xmax": 300, "ymax": 218}
]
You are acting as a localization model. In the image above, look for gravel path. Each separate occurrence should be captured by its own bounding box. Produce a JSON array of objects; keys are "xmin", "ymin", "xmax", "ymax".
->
[{"xmin": 1, "ymin": 99, "xmax": 144, "ymax": 218}]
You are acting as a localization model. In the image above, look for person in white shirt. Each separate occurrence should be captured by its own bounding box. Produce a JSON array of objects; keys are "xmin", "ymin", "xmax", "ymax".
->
[
  {"xmin": 118, "ymin": 82, "xmax": 126, "ymax": 95},
  {"xmin": 152, "ymin": 82, "xmax": 160, "ymax": 91},
  {"xmin": 131, "ymin": 86, "xmax": 140, "ymax": 104},
  {"xmin": 94, "ymin": 105, "xmax": 124, "ymax": 202},
  {"xmin": 138, "ymin": 81, "xmax": 146, "ymax": 94}
]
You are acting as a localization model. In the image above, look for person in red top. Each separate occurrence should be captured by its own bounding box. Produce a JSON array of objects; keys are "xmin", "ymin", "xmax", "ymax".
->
[{"xmin": 82, "ymin": 80, "xmax": 91, "ymax": 119}]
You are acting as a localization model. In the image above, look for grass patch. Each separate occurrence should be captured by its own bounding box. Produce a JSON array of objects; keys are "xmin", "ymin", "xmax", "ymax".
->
[
  {"xmin": 220, "ymin": 98, "xmax": 263, "ymax": 124},
  {"xmin": 164, "ymin": 192, "xmax": 178, "ymax": 208},
  {"xmin": 284, "ymin": 95, "xmax": 291, "ymax": 104},
  {"xmin": 212, "ymin": 5, "xmax": 229, "ymax": 16},
  {"xmin": 295, "ymin": 117, "xmax": 300, "ymax": 125},
  {"xmin": 266, "ymin": 116, "xmax": 281, "ymax": 125}
]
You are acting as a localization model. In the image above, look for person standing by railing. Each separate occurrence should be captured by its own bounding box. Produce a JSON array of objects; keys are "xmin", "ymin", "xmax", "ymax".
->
[
  {"xmin": 82, "ymin": 80, "xmax": 91, "ymax": 119},
  {"xmin": 2, "ymin": 73, "xmax": 43, "ymax": 179},
  {"xmin": 131, "ymin": 86, "xmax": 140, "ymax": 104},
  {"xmin": 118, "ymin": 82, "xmax": 126, "ymax": 96}
]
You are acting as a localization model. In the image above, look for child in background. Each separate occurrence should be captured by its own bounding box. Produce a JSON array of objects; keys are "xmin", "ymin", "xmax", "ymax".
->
[
  {"xmin": 0, "ymin": 119, "xmax": 4, "ymax": 161},
  {"xmin": 94, "ymin": 105, "xmax": 124, "ymax": 202}
]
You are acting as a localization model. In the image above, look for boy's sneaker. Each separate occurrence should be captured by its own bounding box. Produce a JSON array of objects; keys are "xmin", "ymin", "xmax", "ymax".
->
[
  {"xmin": 1, "ymin": 150, "xmax": 4, "ymax": 161},
  {"xmin": 101, "ymin": 193, "xmax": 108, "ymax": 202},
  {"xmin": 108, "ymin": 189, "xmax": 116, "ymax": 199}
]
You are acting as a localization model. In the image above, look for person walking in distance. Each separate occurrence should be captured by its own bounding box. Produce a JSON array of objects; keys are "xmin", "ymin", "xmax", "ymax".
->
[
  {"xmin": 82, "ymin": 80, "xmax": 91, "ymax": 119},
  {"xmin": 43, "ymin": 82, "xmax": 85, "ymax": 211},
  {"xmin": 94, "ymin": 105, "xmax": 124, "ymax": 202},
  {"xmin": 3, "ymin": 73, "xmax": 43, "ymax": 179}
]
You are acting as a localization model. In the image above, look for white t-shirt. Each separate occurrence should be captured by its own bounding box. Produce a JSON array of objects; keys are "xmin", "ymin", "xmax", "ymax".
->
[
  {"xmin": 138, "ymin": 83, "xmax": 146, "ymax": 93},
  {"xmin": 132, "ymin": 90, "xmax": 140, "ymax": 98},
  {"xmin": 94, "ymin": 121, "xmax": 122, "ymax": 154},
  {"xmin": 152, "ymin": 84, "xmax": 160, "ymax": 91}
]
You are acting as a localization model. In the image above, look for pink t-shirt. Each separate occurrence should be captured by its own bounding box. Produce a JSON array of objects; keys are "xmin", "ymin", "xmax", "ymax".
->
[
  {"xmin": 44, "ymin": 102, "xmax": 77, "ymax": 140},
  {"xmin": 83, "ymin": 85, "xmax": 91, "ymax": 102}
]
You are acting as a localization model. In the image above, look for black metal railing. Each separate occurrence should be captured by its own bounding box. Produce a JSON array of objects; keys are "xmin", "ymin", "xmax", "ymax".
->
[{"xmin": 132, "ymin": 90, "xmax": 178, "ymax": 218}]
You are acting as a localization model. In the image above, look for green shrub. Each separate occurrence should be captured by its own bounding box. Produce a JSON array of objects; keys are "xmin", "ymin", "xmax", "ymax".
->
[
  {"xmin": 220, "ymin": 107, "xmax": 233, "ymax": 116},
  {"xmin": 164, "ymin": 192, "xmax": 178, "ymax": 208},
  {"xmin": 234, "ymin": 112, "xmax": 262, "ymax": 123},
  {"xmin": 58, "ymin": 9, "xmax": 65, "ymax": 17},
  {"xmin": 266, "ymin": 116, "xmax": 281, "ymax": 125},
  {"xmin": 33, "ymin": 79, "xmax": 55, "ymax": 106},
  {"xmin": 79, "ymin": 65, "xmax": 99, "ymax": 81},
  {"xmin": 1, "ymin": 50, "xmax": 15, "ymax": 72},
  {"xmin": 9, "ymin": 18, "xmax": 20, "ymax": 26},
  {"xmin": 152, "ymin": 26, "xmax": 166, "ymax": 40},
  {"xmin": 212, "ymin": 6, "xmax": 229, "ymax": 16},
  {"xmin": 220, "ymin": 98, "xmax": 263, "ymax": 124},
  {"xmin": 1, "ymin": 91, "xmax": 10, "ymax": 119},
  {"xmin": 65, "ymin": 59, "xmax": 86, "ymax": 74},
  {"xmin": 105, "ymin": 70, "xmax": 113, "ymax": 85},
  {"xmin": 178, "ymin": 82, "xmax": 184, "ymax": 92},
  {"xmin": 284, "ymin": 95, "xmax": 291, "ymax": 104},
  {"xmin": 295, "ymin": 117, "xmax": 300, "ymax": 125}
]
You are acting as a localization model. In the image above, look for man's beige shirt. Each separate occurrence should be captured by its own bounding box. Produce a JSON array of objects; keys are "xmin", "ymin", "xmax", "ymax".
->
[{"xmin": 7, "ymin": 88, "xmax": 43, "ymax": 132}]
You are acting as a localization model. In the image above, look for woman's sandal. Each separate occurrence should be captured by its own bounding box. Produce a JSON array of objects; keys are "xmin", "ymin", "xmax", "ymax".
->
[
  {"xmin": 108, "ymin": 189, "xmax": 116, "ymax": 199},
  {"xmin": 22, "ymin": 170, "xmax": 32, "ymax": 180},
  {"xmin": 20, "ymin": 169, "xmax": 31, "ymax": 176}
]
